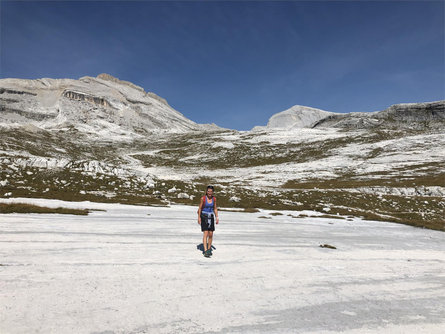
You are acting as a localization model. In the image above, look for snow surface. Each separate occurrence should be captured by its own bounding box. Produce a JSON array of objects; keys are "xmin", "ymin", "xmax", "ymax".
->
[{"xmin": 1, "ymin": 198, "xmax": 444, "ymax": 333}]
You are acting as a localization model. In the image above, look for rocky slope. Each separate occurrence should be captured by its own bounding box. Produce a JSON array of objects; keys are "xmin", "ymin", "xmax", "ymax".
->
[
  {"xmin": 0, "ymin": 74, "xmax": 219, "ymax": 138},
  {"xmin": 1, "ymin": 125, "xmax": 444, "ymax": 230}
]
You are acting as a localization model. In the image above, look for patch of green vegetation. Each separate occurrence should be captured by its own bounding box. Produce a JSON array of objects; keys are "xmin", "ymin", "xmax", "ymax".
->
[
  {"xmin": 243, "ymin": 208, "xmax": 260, "ymax": 213},
  {"xmin": 0, "ymin": 203, "xmax": 90, "ymax": 215},
  {"xmin": 320, "ymin": 244, "xmax": 337, "ymax": 249},
  {"xmin": 317, "ymin": 214, "xmax": 346, "ymax": 220}
]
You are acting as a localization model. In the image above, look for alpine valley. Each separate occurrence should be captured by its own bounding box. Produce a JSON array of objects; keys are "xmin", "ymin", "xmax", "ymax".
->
[{"xmin": 1, "ymin": 74, "xmax": 444, "ymax": 230}]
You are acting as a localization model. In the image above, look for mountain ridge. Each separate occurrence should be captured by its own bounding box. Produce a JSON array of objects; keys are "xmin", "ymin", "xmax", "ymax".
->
[
  {"xmin": 0, "ymin": 74, "xmax": 221, "ymax": 138},
  {"xmin": 1, "ymin": 74, "xmax": 444, "ymax": 134},
  {"xmin": 256, "ymin": 101, "xmax": 445, "ymax": 131}
]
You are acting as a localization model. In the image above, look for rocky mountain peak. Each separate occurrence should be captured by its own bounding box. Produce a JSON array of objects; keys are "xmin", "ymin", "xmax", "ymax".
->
[
  {"xmin": 95, "ymin": 73, "xmax": 146, "ymax": 93},
  {"xmin": 0, "ymin": 75, "xmax": 219, "ymax": 137},
  {"xmin": 89, "ymin": 73, "xmax": 169, "ymax": 107},
  {"xmin": 269, "ymin": 105, "xmax": 335, "ymax": 129},
  {"xmin": 252, "ymin": 105, "xmax": 335, "ymax": 131}
]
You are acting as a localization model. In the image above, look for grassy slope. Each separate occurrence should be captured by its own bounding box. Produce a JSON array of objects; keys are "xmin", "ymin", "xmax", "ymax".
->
[{"xmin": 0, "ymin": 202, "xmax": 90, "ymax": 215}]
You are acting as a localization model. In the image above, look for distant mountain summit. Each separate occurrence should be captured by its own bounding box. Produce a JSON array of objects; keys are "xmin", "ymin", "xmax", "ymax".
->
[
  {"xmin": 0, "ymin": 74, "xmax": 220, "ymax": 138},
  {"xmin": 252, "ymin": 105, "xmax": 336, "ymax": 131},
  {"xmin": 255, "ymin": 101, "xmax": 445, "ymax": 131}
]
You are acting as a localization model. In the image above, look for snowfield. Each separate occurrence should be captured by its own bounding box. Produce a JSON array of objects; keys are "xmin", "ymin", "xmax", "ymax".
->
[{"xmin": 1, "ymin": 198, "xmax": 444, "ymax": 333}]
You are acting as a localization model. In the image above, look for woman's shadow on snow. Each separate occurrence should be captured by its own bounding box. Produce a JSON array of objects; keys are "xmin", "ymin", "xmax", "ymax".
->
[{"xmin": 196, "ymin": 243, "xmax": 216, "ymax": 252}]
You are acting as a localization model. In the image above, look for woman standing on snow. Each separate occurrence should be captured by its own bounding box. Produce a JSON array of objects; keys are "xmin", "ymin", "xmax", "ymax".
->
[{"xmin": 198, "ymin": 185, "xmax": 219, "ymax": 257}]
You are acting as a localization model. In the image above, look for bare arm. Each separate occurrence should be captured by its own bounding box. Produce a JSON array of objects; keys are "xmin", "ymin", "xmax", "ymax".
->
[
  {"xmin": 214, "ymin": 198, "xmax": 219, "ymax": 224},
  {"xmin": 197, "ymin": 197, "xmax": 204, "ymax": 223}
]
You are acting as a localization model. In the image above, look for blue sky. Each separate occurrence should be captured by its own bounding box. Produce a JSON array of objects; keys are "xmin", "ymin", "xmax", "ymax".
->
[{"xmin": 1, "ymin": 0, "xmax": 444, "ymax": 130}]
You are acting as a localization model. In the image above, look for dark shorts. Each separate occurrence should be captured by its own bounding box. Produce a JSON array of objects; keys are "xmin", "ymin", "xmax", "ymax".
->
[{"xmin": 201, "ymin": 213, "xmax": 215, "ymax": 232}]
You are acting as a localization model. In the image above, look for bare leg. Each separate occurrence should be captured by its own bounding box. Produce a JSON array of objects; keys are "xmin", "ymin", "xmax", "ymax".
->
[
  {"xmin": 203, "ymin": 231, "xmax": 209, "ymax": 252},
  {"xmin": 208, "ymin": 231, "xmax": 213, "ymax": 251}
]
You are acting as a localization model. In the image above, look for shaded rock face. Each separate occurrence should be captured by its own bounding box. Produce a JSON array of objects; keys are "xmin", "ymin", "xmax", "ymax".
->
[
  {"xmin": 0, "ymin": 87, "xmax": 55, "ymax": 123},
  {"xmin": 0, "ymin": 88, "xmax": 37, "ymax": 97},
  {"xmin": 377, "ymin": 101, "xmax": 445, "ymax": 122},
  {"xmin": 312, "ymin": 101, "xmax": 445, "ymax": 130}
]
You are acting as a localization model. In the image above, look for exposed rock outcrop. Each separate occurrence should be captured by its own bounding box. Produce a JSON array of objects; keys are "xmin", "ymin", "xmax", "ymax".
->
[
  {"xmin": 63, "ymin": 90, "xmax": 111, "ymax": 108},
  {"xmin": 312, "ymin": 101, "xmax": 445, "ymax": 130},
  {"xmin": 376, "ymin": 101, "xmax": 445, "ymax": 123},
  {"xmin": 0, "ymin": 88, "xmax": 37, "ymax": 96}
]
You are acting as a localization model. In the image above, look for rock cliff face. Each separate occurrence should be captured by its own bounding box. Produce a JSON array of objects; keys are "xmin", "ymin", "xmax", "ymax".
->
[
  {"xmin": 313, "ymin": 101, "xmax": 445, "ymax": 130},
  {"xmin": 258, "ymin": 101, "xmax": 445, "ymax": 131},
  {"xmin": 376, "ymin": 101, "xmax": 445, "ymax": 123},
  {"xmin": 63, "ymin": 90, "xmax": 112, "ymax": 108},
  {"xmin": 0, "ymin": 74, "xmax": 217, "ymax": 137}
]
